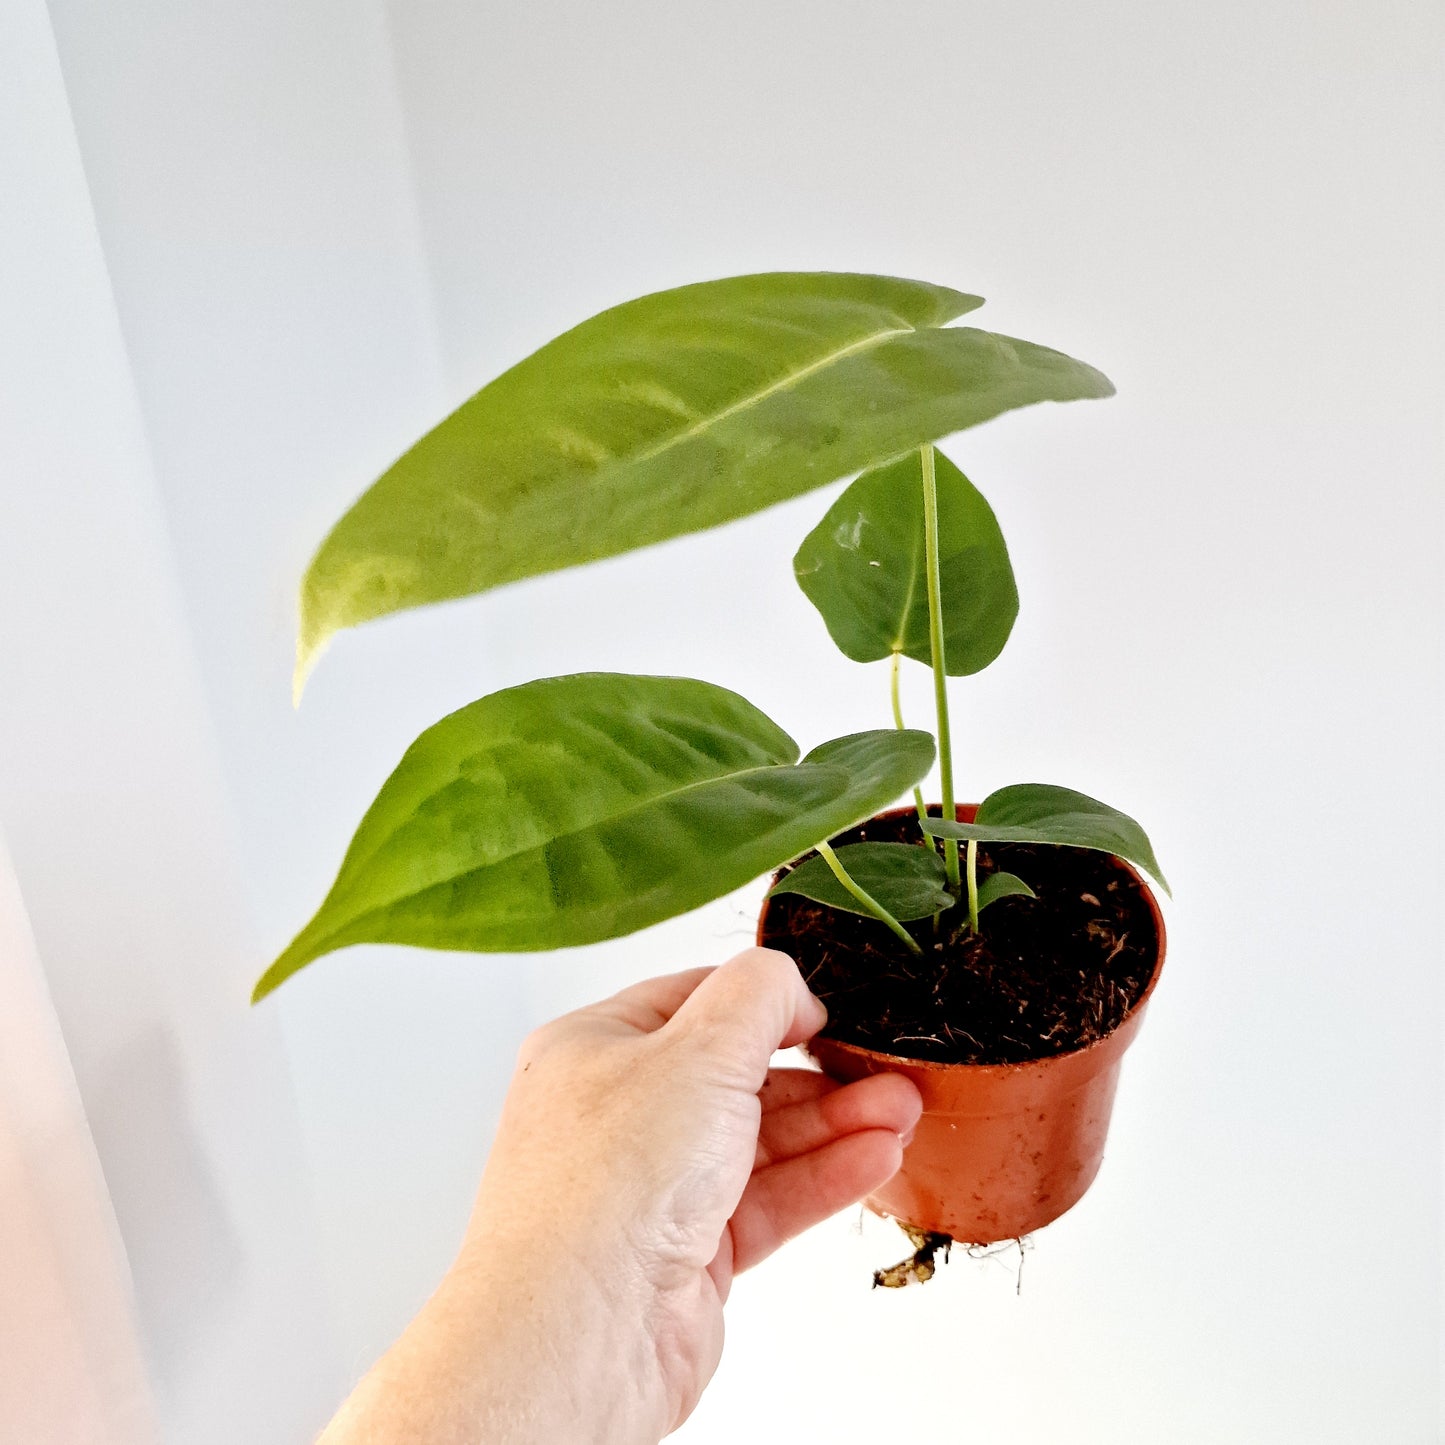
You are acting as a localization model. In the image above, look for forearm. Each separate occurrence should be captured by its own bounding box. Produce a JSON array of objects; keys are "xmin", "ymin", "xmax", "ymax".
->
[{"xmin": 318, "ymin": 1241, "xmax": 663, "ymax": 1445}]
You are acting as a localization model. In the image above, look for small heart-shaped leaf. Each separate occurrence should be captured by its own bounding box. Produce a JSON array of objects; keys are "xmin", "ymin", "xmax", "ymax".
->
[
  {"xmin": 923, "ymin": 783, "xmax": 1169, "ymax": 895},
  {"xmin": 794, "ymin": 447, "xmax": 1018, "ymax": 675},
  {"xmin": 768, "ymin": 841, "xmax": 951, "ymax": 922},
  {"xmin": 975, "ymin": 870, "xmax": 1036, "ymax": 912}
]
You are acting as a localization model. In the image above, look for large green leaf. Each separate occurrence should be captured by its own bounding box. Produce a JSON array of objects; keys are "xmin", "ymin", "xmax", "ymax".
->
[
  {"xmin": 255, "ymin": 673, "xmax": 934, "ymax": 999},
  {"xmin": 793, "ymin": 447, "xmax": 1018, "ymax": 674},
  {"xmin": 921, "ymin": 783, "xmax": 1169, "ymax": 894},
  {"xmin": 297, "ymin": 272, "xmax": 1113, "ymax": 690},
  {"xmin": 767, "ymin": 841, "xmax": 951, "ymax": 922}
]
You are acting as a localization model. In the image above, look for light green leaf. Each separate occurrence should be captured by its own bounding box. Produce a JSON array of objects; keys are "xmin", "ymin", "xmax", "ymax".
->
[
  {"xmin": 975, "ymin": 870, "xmax": 1036, "ymax": 912},
  {"xmin": 922, "ymin": 784, "xmax": 1169, "ymax": 894},
  {"xmin": 793, "ymin": 447, "xmax": 1017, "ymax": 674},
  {"xmin": 255, "ymin": 673, "xmax": 934, "ymax": 999},
  {"xmin": 767, "ymin": 841, "xmax": 951, "ymax": 922},
  {"xmin": 296, "ymin": 272, "xmax": 1113, "ymax": 691}
]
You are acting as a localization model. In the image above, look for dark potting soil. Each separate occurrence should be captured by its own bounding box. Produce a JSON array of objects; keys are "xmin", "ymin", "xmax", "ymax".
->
[{"xmin": 760, "ymin": 810, "xmax": 1161, "ymax": 1066}]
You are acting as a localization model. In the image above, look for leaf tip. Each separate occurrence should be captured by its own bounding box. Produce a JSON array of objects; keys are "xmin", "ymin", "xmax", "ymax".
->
[
  {"xmin": 292, "ymin": 613, "xmax": 333, "ymax": 707},
  {"xmin": 250, "ymin": 966, "xmax": 282, "ymax": 1006},
  {"xmin": 252, "ymin": 926, "xmax": 326, "ymax": 1002},
  {"xmin": 291, "ymin": 649, "xmax": 315, "ymax": 708}
]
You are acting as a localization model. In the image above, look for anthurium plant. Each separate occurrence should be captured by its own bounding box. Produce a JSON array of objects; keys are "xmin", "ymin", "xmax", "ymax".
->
[{"xmin": 255, "ymin": 273, "xmax": 1165, "ymax": 1003}]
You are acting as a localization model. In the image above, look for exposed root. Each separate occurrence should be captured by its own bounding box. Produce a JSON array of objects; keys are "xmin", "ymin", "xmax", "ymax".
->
[
  {"xmin": 965, "ymin": 1235, "xmax": 1034, "ymax": 1295},
  {"xmin": 872, "ymin": 1223, "xmax": 954, "ymax": 1289}
]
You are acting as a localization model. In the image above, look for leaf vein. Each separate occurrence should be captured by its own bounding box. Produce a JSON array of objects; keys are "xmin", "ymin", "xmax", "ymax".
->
[{"xmin": 625, "ymin": 325, "xmax": 917, "ymax": 467}]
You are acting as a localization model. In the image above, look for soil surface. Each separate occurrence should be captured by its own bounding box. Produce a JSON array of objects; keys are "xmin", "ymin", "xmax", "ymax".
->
[{"xmin": 760, "ymin": 809, "xmax": 1160, "ymax": 1066}]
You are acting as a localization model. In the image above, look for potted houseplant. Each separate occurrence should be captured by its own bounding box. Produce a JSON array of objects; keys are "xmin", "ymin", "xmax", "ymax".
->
[{"xmin": 256, "ymin": 272, "xmax": 1168, "ymax": 1276}]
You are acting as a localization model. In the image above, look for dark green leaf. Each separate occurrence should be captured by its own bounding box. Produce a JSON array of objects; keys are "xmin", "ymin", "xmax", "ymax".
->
[
  {"xmin": 255, "ymin": 673, "xmax": 934, "ymax": 998},
  {"xmin": 296, "ymin": 272, "xmax": 1113, "ymax": 690},
  {"xmin": 793, "ymin": 447, "xmax": 1017, "ymax": 674},
  {"xmin": 767, "ymin": 841, "xmax": 951, "ymax": 922},
  {"xmin": 922, "ymin": 783, "xmax": 1169, "ymax": 894},
  {"xmin": 975, "ymin": 870, "xmax": 1036, "ymax": 912}
]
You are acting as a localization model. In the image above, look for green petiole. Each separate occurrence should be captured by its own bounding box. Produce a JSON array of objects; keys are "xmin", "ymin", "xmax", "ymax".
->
[
  {"xmin": 890, "ymin": 649, "xmax": 929, "ymax": 830},
  {"xmin": 816, "ymin": 841, "xmax": 923, "ymax": 955},
  {"xmin": 920, "ymin": 443, "xmax": 961, "ymax": 897}
]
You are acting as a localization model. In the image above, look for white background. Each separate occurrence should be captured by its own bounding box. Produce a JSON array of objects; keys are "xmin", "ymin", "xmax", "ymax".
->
[{"xmin": 3, "ymin": 0, "xmax": 1441, "ymax": 1439}]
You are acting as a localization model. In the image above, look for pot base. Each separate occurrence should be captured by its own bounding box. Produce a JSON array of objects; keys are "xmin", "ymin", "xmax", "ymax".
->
[{"xmin": 808, "ymin": 1023, "xmax": 1137, "ymax": 1243}]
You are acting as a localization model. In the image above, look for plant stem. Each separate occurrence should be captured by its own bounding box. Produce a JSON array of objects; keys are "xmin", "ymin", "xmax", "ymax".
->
[
  {"xmin": 965, "ymin": 839, "xmax": 980, "ymax": 932},
  {"xmin": 816, "ymin": 841, "xmax": 923, "ymax": 956},
  {"xmin": 890, "ymin": 649, "xmax": 928, "ymax": 828},
  {"xmin": 920, "ymin": 443, "xmax": 961, "ymax": 894}
]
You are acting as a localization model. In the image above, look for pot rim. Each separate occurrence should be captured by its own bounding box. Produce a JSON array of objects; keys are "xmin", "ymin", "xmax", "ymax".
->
[{"xmin": 764, "ymin": 802, "xmax": 1168, "ymax": 1076}]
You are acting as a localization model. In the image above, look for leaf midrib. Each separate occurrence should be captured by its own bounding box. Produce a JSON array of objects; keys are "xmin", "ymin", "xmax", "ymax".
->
[
  {"xmin": 307, "ymin": 755, "xmax": 839, "ymax": 953},
  {"xmin": 336, "ymin": 700, "xmax": 794, "ymax": 886},
  {"xmin": 889, "ymin": 527, "xmax": 925, "ymax": 653},
  {"xmin": 624, "ymin": 324, "xmax": 917, "ymax": 469}
]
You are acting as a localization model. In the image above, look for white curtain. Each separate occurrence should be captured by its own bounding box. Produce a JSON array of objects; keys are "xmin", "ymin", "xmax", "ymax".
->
[
  {"xmin": 0, "ymin": 1, "xmax": 345, "ymax": 1437},
  {"xmin": 0, "ymin": 830, "xmax": 157, "ymax": 1444},
  {"xmin": 0, "ymin": 7, "xmax": 152, "ymax": 1438}
]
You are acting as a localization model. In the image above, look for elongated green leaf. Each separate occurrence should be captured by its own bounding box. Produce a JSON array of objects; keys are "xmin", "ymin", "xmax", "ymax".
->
[
  {"xmin": 767, "ymin": 841, "xmax": 951, "ymax": 922},
  {"xmin": 975, "ymin": 871, "xmax": 1036, "ymax": 912},
  {"xmin": 922, "ymin": 784, "xmax": 1169, "ymax": 894},
  {"xmin": 255, "ymin": 673, "xmax": 934, "ymax": 999},
  {"xmin": 297, "ymin": 272, "xmax": 1113, "ymax": 690},
  {"xmin": 793, "ymin": 447, "xmax": 1017, "ymax": 674}
]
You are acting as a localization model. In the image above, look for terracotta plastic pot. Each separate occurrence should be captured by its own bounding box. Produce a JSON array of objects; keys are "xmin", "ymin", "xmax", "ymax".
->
[{"xmin": 760, "ymin": 804, "xmax": 1166, "ymax": 1243}]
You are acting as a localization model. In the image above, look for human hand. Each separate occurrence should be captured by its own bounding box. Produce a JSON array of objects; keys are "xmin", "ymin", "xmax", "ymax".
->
[{"xmin": 319, "ymin": 948, "xmax": 921, "ymax": 1445}]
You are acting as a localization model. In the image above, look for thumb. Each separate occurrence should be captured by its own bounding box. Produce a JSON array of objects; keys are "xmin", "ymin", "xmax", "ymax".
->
[{"xmin": 664, "ymin": 947, "xmax": 827, "ymax": 1088}]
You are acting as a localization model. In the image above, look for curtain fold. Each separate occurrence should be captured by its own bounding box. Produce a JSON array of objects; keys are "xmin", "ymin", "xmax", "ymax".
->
[
  {"xmin": 0, "ymin": 1, "xmax": 345, "ymax": 1438},
  {"xmin": 0, "ymin": 828, "xmax": 158, "ymax": 1445}
]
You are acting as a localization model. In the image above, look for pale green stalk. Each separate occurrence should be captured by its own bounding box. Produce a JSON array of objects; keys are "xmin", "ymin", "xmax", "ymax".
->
[
  {"xmin": 890, "ymin": 650, "xmax": 928, "ymax": 828},
  {"xmin": 965, "ymin": 839, "xmax": 980, "ymax": 932},
  {"xmin": 920, "ymin": 444, "xmax": 961, "ymax": 895},
  {"xmin": 815, "ymin": 842, "xmax": 923, "ymax": 956}
]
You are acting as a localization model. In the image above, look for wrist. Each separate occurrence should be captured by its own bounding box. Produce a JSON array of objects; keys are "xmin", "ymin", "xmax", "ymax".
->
[{"xmin": 439, "ymin": 1224, "xmax": 669, "ymax": 1444}]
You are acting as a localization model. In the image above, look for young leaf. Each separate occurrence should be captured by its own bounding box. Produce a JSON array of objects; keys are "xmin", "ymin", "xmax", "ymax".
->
[
  {"xmin": 793, "ymin": 447, "xmax": 1018, "ymax": 674},
  {"xmin": 296, "ymin": 272, "xmax": 1113, "ymax": 690},
  {"xmin": 767, "ymin": 842, "xmax": 951, "ymax": 922},
  {"xmin": 975, "ymin": 870, "xmax": 1036, "ymax": 912},
  {"xmin": 255, "ymin": 674, "xmax": 934, "ymax": 999},
  {"xmin": 922, "ymin": 784, "xmax": 1169, "ymax": 894}
]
